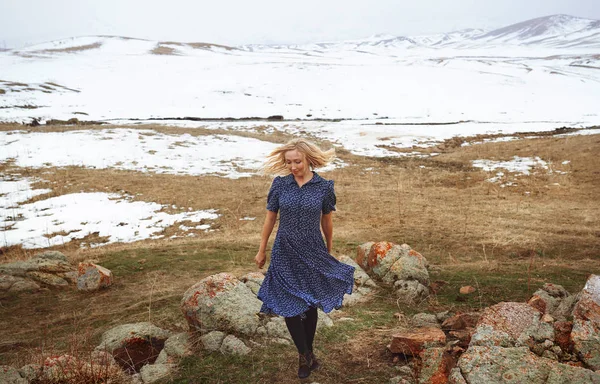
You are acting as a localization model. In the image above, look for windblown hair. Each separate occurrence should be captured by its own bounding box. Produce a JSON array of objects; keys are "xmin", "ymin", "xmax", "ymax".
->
[{"xmin": 263, "ymin": 138, "xmax": 335, "ymax": 175}]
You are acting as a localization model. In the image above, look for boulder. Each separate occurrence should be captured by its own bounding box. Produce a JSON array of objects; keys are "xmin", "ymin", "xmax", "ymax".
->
[
  {"xmin": 411, "ymin": 313, "xmax": 439, "ymax": 328},
  {"xmin": 457, "ymin": 346, "xmax": 552, "ymax": 383},
  {"xmin": 546, "ymin": 362, "xmax": 600, "ymax": 383},
  {"xmin": 181, "ymin": 273, "xmax": 262, "ymax": 335},
  {"xmin": 163, "ymin": 332, "xmax": 193, "ymax": 359},
  {"xmin": 418, "ymin": 347, "xmax": 454, "ymax": 384},
  {"xmin": 338, "ymin": 255, "xmax": 377, "ymax": 288},
  {"xmin": 139, "ymin": 363, "xmax": 172, "ymax": 383},
  {"xmin": 571, "ymin": 274, "xmax": 600, "ymax": 370},
  {"xmin": 471, "ymin": 302, "xmax": 541, "ymax": 346},
  {"xmin": 553, "ymin": 294, "xmax": 578, "ymax": 321},
  {"xmin": 77, "ymin": 262, "xmax": 113, "ymax": 291},
  {"xmin": 18, "ymin": 364, "xmax": 42, "ymax": 382},
  {"xmin": 200, "ymin": 331, "xmax": 226, "ymax": 352},
  {"xmin": 389, "ymin": 327, "xmax": 446, "ymax": 356},
  {"xmin": 528, "ymin": 289, "xmax": 560, "ymax": 315},
  {"xmin": 219, "ymin": 335, "xmax": 251, "ymax": 355},
  {"xmin": 240, "ymin": 272, "xmax": 264, "ymax": 295},
  {"xmin": 442, "ymin": 312, "xmax": 480, "ymax": 331},
  {"xmin": 384, "ymin": 248, "xmax": 429, "ymax": 285},
  {"xmin": 356, "ymin": 242, "xmax": 374, "ymax": 270},
  {"xmin": 395, "ymin": 280, "xmax": 429, "ymax": 305},
  {"xmin": 0, "ymin": 366, "xmax": 27, "ymax": 384},
  {"xmin": 448, "ymin": 367, "xmax": 467, "ymax": 384},
  {"xmin": 0, "ymin": 274, "xmax": 40, "ymax": 292},
  {"xmin": 26, "ymin": 271, "xmax": 69, "ymax": 287},
  {"xmin": 96, "ymin": 322, "xmax": 171, "ymax": 373}
]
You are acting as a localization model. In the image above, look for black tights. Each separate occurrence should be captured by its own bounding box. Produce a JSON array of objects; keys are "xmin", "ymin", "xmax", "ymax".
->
[{"xmin": 284, "ymin": 307, "xmax": 318, "ymax": 355}]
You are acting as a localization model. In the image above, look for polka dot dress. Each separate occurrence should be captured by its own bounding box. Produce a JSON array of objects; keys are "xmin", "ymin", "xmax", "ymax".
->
[{"xmin": 257, "ymin": 172, "xmax": 355, "ymax": 317}]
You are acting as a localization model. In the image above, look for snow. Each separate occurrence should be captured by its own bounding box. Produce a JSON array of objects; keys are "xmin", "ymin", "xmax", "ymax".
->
[
  {"xmin": 0, "ymin": 129, "xmax": 278, "ymax": 179},
  {"xmin": 1, "ymin": 176, "xmax": 219, "ymax": 249},
  {"xmin": 472, "ymin": 156, "xmax": 549, "ymax": 175}
]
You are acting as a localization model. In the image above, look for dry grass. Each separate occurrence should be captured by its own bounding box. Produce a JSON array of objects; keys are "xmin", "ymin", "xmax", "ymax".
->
[
  {"xmin": 150, "ymin": 45, "xmax": 178, "ymax": 55},
  {"xmin": 1, "ymin": 127, "xmax": 599, "ymax": 381},
  {"xmin": 33, "ymin": 42, "xmax": 103, "ymax": 54}
]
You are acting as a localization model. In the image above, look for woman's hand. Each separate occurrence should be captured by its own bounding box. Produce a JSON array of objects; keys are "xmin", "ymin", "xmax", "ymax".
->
[{"xmin": 255, "ymin": 250, "xmax": 267, "ymax": 269}]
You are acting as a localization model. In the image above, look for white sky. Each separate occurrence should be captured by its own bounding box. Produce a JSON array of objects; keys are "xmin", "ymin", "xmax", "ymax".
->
[{"xmin": 1, "ymin": 0, "xmax": 599, "ymax": 48}]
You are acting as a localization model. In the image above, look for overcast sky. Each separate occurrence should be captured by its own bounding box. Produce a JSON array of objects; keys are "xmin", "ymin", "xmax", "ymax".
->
[{"xmin": 1, "ymin": 0, "xmax": 599, "ymax": 48}]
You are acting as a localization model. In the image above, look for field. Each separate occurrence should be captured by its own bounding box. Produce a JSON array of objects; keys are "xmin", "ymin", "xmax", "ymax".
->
[{"xmin": 0, "ymin": 124, "xmax": 599, "ymax": 383}]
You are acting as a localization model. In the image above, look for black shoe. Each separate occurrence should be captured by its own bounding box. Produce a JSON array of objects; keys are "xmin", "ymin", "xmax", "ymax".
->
[
  {"xmin": 298, "ymin": 353, "xmax": 312, "ymax": 379},
  {"xmin": 309, "ymin": 352, "xmax": 321, "ymax": 371}
]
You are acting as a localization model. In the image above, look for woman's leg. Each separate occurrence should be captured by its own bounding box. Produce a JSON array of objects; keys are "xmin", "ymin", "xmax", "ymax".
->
[
  {"xmin": 284, "ymin": 315, "xmax": 308, "ymax": 354},
  {"xmin": 303, "ymin": 307, "xmax": 318, "ymax": 352}
]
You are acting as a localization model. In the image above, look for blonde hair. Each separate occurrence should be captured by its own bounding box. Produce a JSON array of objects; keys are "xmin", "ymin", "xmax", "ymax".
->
[{"xmin": 263, "ymin": 138, "xmax": 335, "ymax": 175}]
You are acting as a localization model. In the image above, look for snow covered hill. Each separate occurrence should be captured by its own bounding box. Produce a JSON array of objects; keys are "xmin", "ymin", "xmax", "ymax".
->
[{"xmin": 0, "ymin": 14, "xmax": 599, "ymax": 130}]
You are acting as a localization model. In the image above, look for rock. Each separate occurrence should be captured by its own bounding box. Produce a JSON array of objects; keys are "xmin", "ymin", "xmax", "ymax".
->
[
  {"xmin": 471, "ymin": 302, "xmax": 541, "ymax": 346},
  {"xmin": 26, "ymin": 271, "xmax": 69, "ymax": 286},
  {"xmin": 0, "ymin": 260, "xmax": 36, "ymax": 276},
  {"xmin": 366, "ymin": 241, "xmax": 401, "ymax": 276},
  {"xmin": 448, "ymin": 367, "xmax": 467, "ymax": 384},
  {"xmin": 77, "ymin": 262, "xmax": 113, "ymax": 291},
  {"xmin": 554, "ymin": 321, "xmax": 573, "ymax": 353},
  {"xmin": 459, "ymin": 286, "xmax": 476, "ymax": 295},
  {"xmin": 139, "ymin": 363, "xmax": 172, "ymax": 383},
  {"xmin": 339, "ymin": 255, "xmax": 377, "ymax": 288},
  {"xmin": 36, "ymin": 250, "xmax": 69, "ymax": 262},
  {"xmin": 61, "ymin": 271, "xmax": 79, "ymax": 284},
  {"xmin": 154, "ymin": 350, "xmax": 168, "ymax": 365},
  {"xmin": 265, "ymin": 317, "xmax": 292, "ymax": 340},
  {"xmin": 435, "ymin": 311, "xmax": 452, "ymax": 323},
  {"xmin": 571, "ymin": 274, "xmax": 600, "ymax": 370},
  {"xmin": 390, "ymin": 376, "xmax": 413, "ymax": 384},
  {"xmin": 97, "ymin": 322, "xmax": 171, "ymax": 353},
  {"xmin": 553, "ymin": 294, "xmax": 578, "ymax": 321},
  {"xmin": 542, "ymin": 314, "xmax": 555, "ymax": 323},
  {"xmin": 442, "ymin": 312, "xmax": 479, "ymax": 331},
  {"xmin": 0, "ymin": 274, "xmax": 40, "ymax": 292},
  {"xmin": 541, "ymin": 283, "xmax": 570, "ymax": 299},
  {"xmin": 42, "ymin": 354, "xmax": 81, "ymax": 383},
  {"xmin": 240, "ymin": 272, "xmax": 264, "ymax": 295},
  {"xmin": 469, "ymin": 324, "xmax": 514, "ymax": 347},
  {"xmin": 342, "ymin": 289, "xmax": 368, "ymax": 307},
  {"xmin": 457, "ymin": 346, "xmax": 552, "ymax": 383},
  {"xmin": 389, "ymin": 327, "xmax": 446, "ymax": 356},
  {"xmin": 449, "ymin": 328, "xmax": 475, "ymax": 348},
  {"xmin": 18, "ymin": 364, "xmax": 42, "ymax": 382},
  {"xmin": 528, "ymin": 289, "xmax": 560, "ymax": 314},
  {"xmin": 0, "ymin": 366, "xmax": 28, "ymax": 384},
  {"xmin": 200, "ymin": 331, "xmax": 226, "ymax": 352},
  {"xmin": 411, "ymin": 313, "xmax": 439, "ymax": 328},
  {"xmin": 395, "ymin": 280, "xmax": 429, "ymax": 305},
  {"xmin": 219, "ymin": 335, "xmax": 251, "ymax": 355},
  {"xmin": 181, "ymin": 273, "xmax": 262, "ymax": 335},
  {"xmin": 317, "ymin": 309, "xmax": 334, "ymax": 328},
  {"xmin": 384, "ymin": 248, "xmax": 429, "ymax": 285},
  {"xmin": 96, "ymin": 322, "xmax": 171, "ymax": 373},
  {"xmin": 356, "ymin": 242, "xmax": 374, "ymax": 270},
  {"xmin": 163, "ymin": 332, "xmax": 192, "ymax": 358},
  {"xmin": 546, "ymin": 362, "xmax": 600, "ymax": 383},
  {"xmin": 418, "ymin": 347, "xmax": 453, "ymax": 384}
]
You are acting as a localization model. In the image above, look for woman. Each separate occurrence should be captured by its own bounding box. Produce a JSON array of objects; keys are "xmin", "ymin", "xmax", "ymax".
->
[{"xmin": 254, "ymin": 138, "xmax": 355, "ymax": 379}]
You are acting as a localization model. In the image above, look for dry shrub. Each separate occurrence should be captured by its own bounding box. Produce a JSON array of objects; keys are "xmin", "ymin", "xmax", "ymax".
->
[{"xmin": 150, "ymin": 45, "xmax": 177, "ymax": 55}]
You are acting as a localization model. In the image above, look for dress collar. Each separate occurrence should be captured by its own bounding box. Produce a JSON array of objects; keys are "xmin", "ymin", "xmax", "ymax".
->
[{"xmin": 284, "ymin": 172, "xmax": 323, "ymax": 185}]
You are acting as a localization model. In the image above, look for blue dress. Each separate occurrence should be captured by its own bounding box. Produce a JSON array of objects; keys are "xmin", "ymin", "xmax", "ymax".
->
[{"xmin": 257, "ymin": 172, "xmax": 355, "ymax": 317}]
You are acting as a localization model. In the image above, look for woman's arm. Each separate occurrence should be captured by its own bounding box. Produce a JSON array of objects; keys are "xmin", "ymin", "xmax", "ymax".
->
[
  {"xmin": 255, "ymin": 210, "xmax": 278, "ymax": 268},
  {"xmin": 321, "ymin": 212, "xmax": 334, "ymax": 253}
]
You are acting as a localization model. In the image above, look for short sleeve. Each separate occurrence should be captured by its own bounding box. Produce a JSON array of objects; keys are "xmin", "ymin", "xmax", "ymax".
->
[
  {"xmin": 266, "ymin": 177, "xmax": 281, "ymax": 212},
  {"xmin": 322, "ymin": 180, "xmax": 336, "ymax": 214}
]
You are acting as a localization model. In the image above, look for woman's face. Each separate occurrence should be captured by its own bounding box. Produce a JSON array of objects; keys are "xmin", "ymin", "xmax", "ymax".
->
[{"xmin": 284, "ymin": 149, "xmax": 310, "ymax": 177}]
